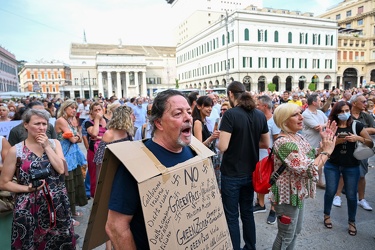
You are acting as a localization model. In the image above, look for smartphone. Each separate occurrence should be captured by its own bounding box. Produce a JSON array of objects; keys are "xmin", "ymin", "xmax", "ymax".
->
[
  {"xmin": 338, "ymin": 132, "xmax": 349, "ymax": 138},
  {"xmin": 214, "ymin": 118, "xmax": 220, "ymax": 131},
  {"xmin": 279, "ymin": 215, "xmax": 291, "ymax": 224}
]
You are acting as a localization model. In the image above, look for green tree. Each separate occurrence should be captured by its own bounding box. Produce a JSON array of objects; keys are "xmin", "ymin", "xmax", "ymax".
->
[
  {"xmin": 175, "ymin": 79, "xmax": 179, "ymax": 89},
  {"xmin": 267, "ymin": 83, "xmax": 276, "ymax": 92},
  {"xmin": 308, "ymin": 83, "xmax": 316, "ymax": 91}
]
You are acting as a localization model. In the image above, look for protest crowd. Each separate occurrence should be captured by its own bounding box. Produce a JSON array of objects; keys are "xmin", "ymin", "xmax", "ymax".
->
[{"xmin": 0, "ymin": 82, "xmax": 374, "ymax": 250}]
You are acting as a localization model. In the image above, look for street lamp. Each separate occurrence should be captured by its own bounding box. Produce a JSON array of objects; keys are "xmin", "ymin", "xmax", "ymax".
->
[{"xmin": 225, "ymin": 11, "xmax": 230, "ymax": 86}]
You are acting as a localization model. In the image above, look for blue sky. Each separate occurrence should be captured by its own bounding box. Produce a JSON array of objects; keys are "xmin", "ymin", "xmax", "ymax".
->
[{"xmin": 0, "ymin": 0, "xmax": 342, "ymax": 63}]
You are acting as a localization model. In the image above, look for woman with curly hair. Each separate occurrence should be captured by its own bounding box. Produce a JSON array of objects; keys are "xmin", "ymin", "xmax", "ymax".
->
[
  {"xmin": 94, "ymin": 105, "xmax": 134, "ymax": 174},
  {"xmin": 93, "ymin": 105, "xmax": 134, "ymax": 250}
]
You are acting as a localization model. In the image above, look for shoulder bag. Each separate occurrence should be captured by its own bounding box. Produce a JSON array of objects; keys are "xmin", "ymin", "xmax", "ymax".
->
[{"xmin": 352, "ymin": 120, "xmax": 375, "ymax": 160}]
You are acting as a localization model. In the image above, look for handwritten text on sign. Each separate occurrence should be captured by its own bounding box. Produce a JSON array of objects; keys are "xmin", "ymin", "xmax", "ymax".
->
[{"xmin": 139, "ymin": 160, "xmax": 232, "ymax": 250}]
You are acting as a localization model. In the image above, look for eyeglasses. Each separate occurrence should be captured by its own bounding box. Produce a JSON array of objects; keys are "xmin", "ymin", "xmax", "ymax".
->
[
  {"xmin": 147, "ymin": 110, "xmax": 152, "ymax": 115},
  {"xmin": 221, "ymin": 108, "xmax": 228, "ymax": 111},
  {"xmin": 361, "ymin": 100, "xmax": 367, "ymax": 104}
]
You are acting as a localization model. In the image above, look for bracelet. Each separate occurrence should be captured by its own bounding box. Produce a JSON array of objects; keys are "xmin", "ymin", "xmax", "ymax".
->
[{"xmin": 320, "ymin": 151, "xmax": 330, "ymax": 158}]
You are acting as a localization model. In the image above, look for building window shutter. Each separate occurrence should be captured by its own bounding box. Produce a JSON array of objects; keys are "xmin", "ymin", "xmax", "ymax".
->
[{"xmin": 265, "ymin": 30, "xmax": 268, "ymax": 42}]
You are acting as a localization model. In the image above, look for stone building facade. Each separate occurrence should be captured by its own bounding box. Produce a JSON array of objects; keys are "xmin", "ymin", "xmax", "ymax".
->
[
  {"xmin": 319, "ymin": 0, "xmax": 375, "ymax": 88},
  {"xmin": 68, "ymin": 43, "xmax": 176, "ymax": 98},
  {"xmin": 176, "ymin": 9, "xmax": 338, "ymax": 93},
  {"xmin": 18, "ymin": 61, "xmax": 71, "ymax": 97},
  {"xmin": 0, "ymin": 46, "xmax": 19, "ymax": 92}
]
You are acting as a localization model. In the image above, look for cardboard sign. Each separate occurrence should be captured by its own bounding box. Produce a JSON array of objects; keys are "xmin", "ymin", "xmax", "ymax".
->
[
  {"xmin": 0, "ymin": 120, "xmax": 22, "ymax": 138},
  {"xmin": 83, "ymin": 137, "xmax": 232, "ymax": 250}
]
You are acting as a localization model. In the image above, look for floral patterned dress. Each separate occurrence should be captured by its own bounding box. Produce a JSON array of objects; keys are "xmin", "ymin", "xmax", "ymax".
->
[
  {"xmin": 269, "ymin": 134, "xmax": 319, "ymax": 208},
  {"xmin": 12, "ymin": 140, "xmax": 75, "ymax": 250}
]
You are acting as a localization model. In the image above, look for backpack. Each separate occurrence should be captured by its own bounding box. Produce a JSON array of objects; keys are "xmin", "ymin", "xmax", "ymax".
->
[{"xmin": 253, "ymin": 136, "xmax": 284, "ymax": 194}]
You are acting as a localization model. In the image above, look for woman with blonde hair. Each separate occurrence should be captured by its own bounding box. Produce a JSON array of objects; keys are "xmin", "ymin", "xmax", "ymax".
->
[
  {"xmin": 103, "ymin": 102, "xmax": 121, "ymax": 121},
  {"xmin": 0, "ymin": 106, "xmax": 11, "ymax": 122},
  {"xmin": 55, "ymin": 99, "xmax": 87, "ymax": 223},
  {"xmin": 270, "ymin": 103, "xmax": 337, "ymax": 249}
]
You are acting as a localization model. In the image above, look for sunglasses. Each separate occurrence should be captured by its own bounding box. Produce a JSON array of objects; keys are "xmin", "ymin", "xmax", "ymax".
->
[{"xmin": 221, "ymin": 108, "xmax": 228, "ymax": 111}]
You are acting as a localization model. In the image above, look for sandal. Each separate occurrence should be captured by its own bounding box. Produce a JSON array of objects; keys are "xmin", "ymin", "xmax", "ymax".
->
[
  {"xmin": 72, "ymin": 219, "xmax": 80, "ymax": 227},
  {"xmin": 72, "ymin": 211, "xmax": 83, "ymax": 217},
  {"xmin": 348, "ymin": 222, "xmax": 357, "ymax": 236},
  {"xmin": 324, "ymin": 216, "xmax": 332, "ymax": 229}
]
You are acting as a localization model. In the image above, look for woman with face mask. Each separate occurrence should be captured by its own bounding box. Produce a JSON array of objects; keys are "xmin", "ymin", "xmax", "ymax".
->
[{"xmin": 323, "ymin": 101, "xmax": 373, "ymax": 236}]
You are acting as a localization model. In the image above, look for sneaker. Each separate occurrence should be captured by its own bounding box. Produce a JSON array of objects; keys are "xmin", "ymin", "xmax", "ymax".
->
[
  {"xmin": 267, "ymin": 210, "xmax": 276, "ymax": 224},
  {"xmin": 333, "ymin": 196, "xmax": 342, "ymax": 207},
  {"xmin": 253, "ymin": 203, "xmax": 266, "ymax": 213},
  {"xmin": 358, "ymin": 199, "xmax": 373, "ymax": 211}
]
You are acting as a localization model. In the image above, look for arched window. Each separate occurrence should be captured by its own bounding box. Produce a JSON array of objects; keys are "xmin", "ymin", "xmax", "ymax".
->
[
  {"xmin": 274, "ymin": 31, "xmax": 279, "ymax": 42},
  {"xmin": 244, "ymin": 28, "xmax": 249, "ymax": 41},
  {"xmin": 288, "ymin": 32, "xmax": 292, "ymax": 43}
]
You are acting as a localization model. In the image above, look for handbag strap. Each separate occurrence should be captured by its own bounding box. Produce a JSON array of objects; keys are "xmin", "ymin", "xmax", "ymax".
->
[
  {"xmin": 352, "ymin": 120, "xmax": 357, "ymax": 136},
  {"xmin": 268, "ymin": 136, "xmax": 288, "ymax": 185}
]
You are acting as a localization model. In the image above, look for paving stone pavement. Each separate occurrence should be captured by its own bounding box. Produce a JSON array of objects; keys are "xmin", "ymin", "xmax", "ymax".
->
[{"xmin": 75, "ymin": 143, "xmax": 375, "ymax": 249}]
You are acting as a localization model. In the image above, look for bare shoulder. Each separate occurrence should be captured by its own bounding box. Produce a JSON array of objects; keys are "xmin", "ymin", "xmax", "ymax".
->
[{"xmin": 103, "ymin": 130, "xmax": 114, "ymax": 142}]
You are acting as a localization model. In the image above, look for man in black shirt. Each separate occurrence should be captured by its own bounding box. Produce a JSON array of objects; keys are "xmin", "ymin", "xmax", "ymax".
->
[{"xmin": 218, "ymin": 81, "xmax": 269, "ymax": 250}]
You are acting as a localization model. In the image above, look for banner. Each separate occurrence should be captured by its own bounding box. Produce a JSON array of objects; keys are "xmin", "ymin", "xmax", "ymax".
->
[{"xmin": 0, "ymin": 118, "xmax": 56, "ymax": 139}]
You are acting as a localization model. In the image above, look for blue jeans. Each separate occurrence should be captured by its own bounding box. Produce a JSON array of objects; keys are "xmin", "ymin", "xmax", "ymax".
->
[
  {"xmin": 324, "ymin": 161, "xmax": 360, "ymax": 222},
  {"xmin": 221, "ymin": 174, "xmax": 255, "ymax": 250},
  {"xmin": 272, "ymin": 203, "xmax": 304, "ymax": 250}
]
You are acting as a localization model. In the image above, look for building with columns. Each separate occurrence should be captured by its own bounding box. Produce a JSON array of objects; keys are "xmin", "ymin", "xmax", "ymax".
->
[
  {"xmin": 18, "ymin": 61, "xmax": 71, "ymax": 97},
  {"xmin": 319, "ymin": 0, "xmax": 375, "ymax": 89},
  {"xmin": 176, "ymin": 8, "xmax": 338, "ymax": 92},
  {"xmin": 68, "ymin": 43, "xmax": 176, "ymax": 99},
  {"xmin": 0, "ymin": 46, "xmax": 19, "ymax": 92}
]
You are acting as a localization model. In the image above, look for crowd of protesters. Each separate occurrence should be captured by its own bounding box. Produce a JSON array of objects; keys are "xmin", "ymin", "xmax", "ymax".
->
[{"xmin": 0, "ymin": 84, "xmax": 374, "ymax": 249}]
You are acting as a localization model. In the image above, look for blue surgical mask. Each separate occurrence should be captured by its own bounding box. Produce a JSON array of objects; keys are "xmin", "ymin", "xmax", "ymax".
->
[{"xmin": 338, "ymin": 112, "xmax": 351, "ymax": 121}]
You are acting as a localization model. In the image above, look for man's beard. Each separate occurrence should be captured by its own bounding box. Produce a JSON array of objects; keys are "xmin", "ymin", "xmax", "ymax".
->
[{"xmin": 177, "ymin": 132, "xmax": 191, "ymax": 147}]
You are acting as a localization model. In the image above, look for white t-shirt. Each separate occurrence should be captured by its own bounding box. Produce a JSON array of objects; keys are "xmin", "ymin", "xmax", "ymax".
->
[
  {"xmin": 302, "ymin": 109, "xmax": 328, "ymax": 148},
  {"xmin": 79, "ymin": 104, "xmax": 90, "ymax": 119}
]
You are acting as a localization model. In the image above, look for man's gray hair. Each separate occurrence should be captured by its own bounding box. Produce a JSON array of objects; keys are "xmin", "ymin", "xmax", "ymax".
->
[
  {"xmin": 149, "ymin": 90, "xmax": 186, "ymax": 136},
  {"xmin": 258, "ymin": 95, "xmax": 272, "ymax": 109},
  {"xmin": 349, "ymin": 93, "xmax": 363, "ymax": 103}
]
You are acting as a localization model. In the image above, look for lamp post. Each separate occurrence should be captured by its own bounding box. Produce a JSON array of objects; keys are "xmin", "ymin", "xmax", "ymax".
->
[
  {"xmin": 225, "ymin": 10, "xmax": 230, "ymax": 86},
  {"xmin": 88, "ymin": 71, "xmax": 92, "ymax": 98}
]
